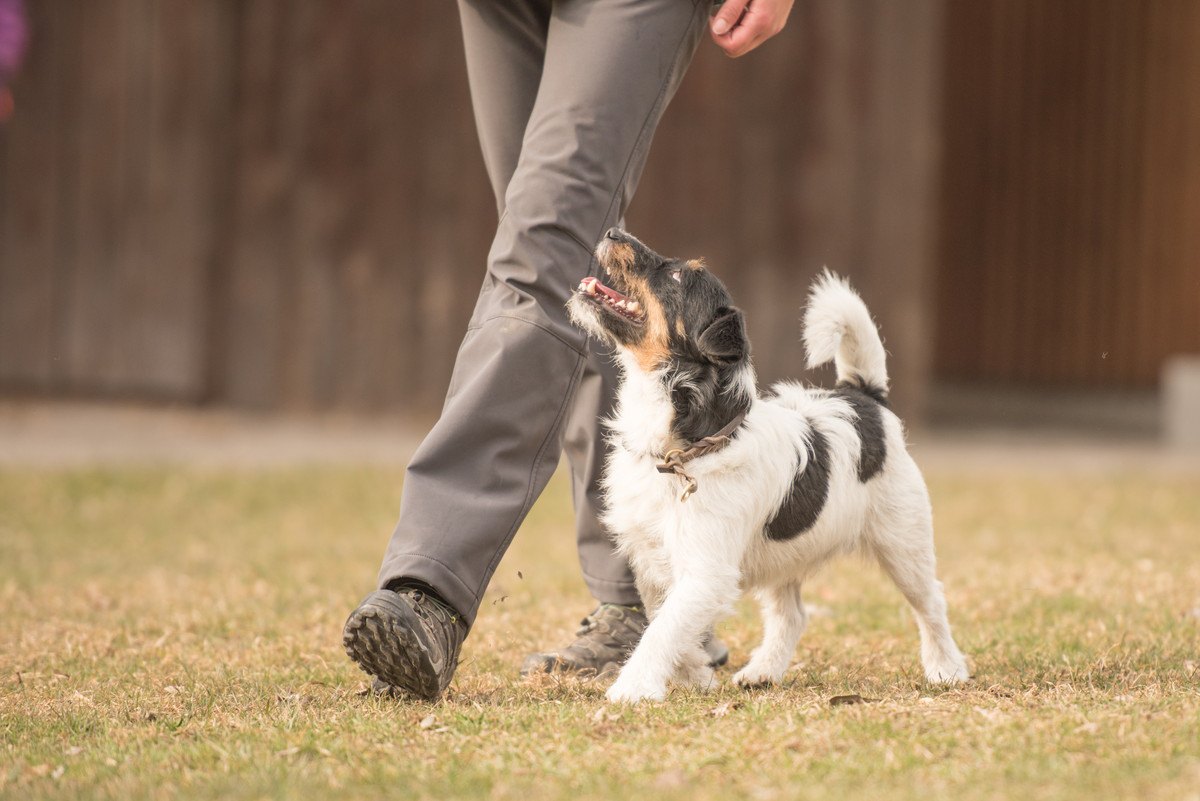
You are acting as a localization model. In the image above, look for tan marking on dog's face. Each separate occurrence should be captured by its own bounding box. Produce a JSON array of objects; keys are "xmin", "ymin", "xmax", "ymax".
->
[
  {"xmin": 686, "ymin": 258, "xmax": 706, "ymax": 272},
  {"xmin": 617, "ymin": 272, "xmax": 671, "ymax": 372}
]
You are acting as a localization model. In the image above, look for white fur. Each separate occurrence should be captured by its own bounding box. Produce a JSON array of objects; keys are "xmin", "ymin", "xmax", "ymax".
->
[
  {"xmin": 803, "ymin": 269, "xmax": 890, "ymax": 393},
  {"xmin": 598, "ymin": 274, "xmax": 968, "ymax": 704}
]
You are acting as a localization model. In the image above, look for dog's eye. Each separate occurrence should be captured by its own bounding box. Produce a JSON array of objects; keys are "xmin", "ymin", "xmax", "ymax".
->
[{"xmin": 670, "ymin": 269, "xmax": 682, "ymax": 283}]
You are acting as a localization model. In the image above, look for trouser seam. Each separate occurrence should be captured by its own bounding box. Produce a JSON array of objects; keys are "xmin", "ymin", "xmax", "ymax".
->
[
  {"xmin": 559, "ymin": 227, "xmax": 594, "ymax": 256},
  {"xmin": 480, "ymin": 349, "xmax": 587, "ymax": 591},
  {"xmin": 581, "ymin": 567, "xmax": 638, "ymax": 588}
]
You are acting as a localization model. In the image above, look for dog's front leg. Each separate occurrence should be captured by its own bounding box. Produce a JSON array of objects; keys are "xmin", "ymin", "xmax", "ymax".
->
[{"xmin": 607, "ymin": 564, "xmax": 739, "ymax": 704}]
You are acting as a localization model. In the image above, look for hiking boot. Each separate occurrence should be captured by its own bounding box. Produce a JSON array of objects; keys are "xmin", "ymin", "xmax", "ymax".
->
[
  {"xmin": 521, "ymin": 603, "xmax": 647, "ymax": 678},
  {"xmin": 343, "ymin": 585, "xmax": 467, "ymax": 701},
  {"xmin": 520, "ymin": 603, "xmax": 730, "ymax": 678}
]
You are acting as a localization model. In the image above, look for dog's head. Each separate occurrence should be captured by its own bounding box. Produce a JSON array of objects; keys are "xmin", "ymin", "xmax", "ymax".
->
[
  {"xmin": 568, "ymin": 228, "xmax": 749, "ymax": 372},
  {"xmin": 568, "ymin": 228, "xmax": 753, "ymax": 442}
]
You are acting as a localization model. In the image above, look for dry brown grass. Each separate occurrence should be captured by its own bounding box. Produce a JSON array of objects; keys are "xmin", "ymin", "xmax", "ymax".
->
[{"xmin": 2, "ymin": 466, "xmax": 1198, "ymax": 800}]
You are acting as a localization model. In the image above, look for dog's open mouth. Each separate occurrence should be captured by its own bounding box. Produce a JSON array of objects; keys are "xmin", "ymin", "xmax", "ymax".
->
[{"xmin": 578, "ymin": 277, "xmax": 645, "ymax": 324}]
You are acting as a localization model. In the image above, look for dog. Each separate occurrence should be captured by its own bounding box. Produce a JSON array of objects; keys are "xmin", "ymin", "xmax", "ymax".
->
[{"xmin": 567, "ymin": 228, "xmax": 970, "ymax": 704}]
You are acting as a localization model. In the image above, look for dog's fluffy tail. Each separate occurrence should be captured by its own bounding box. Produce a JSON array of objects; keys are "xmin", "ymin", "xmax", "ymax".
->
[{"xmin": 803, "ymin": 269, "xmax": 889, "ymax": 399}]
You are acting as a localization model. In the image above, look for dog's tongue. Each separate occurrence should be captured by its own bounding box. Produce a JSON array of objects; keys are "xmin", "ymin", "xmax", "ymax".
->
[{"xmin": 579, "ymin": 277, "xmax": 641, "ymax": 313}]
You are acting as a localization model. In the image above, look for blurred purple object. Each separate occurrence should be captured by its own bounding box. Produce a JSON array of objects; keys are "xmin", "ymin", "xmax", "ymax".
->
[{"xmin": 0, "ymin": 0, "xmax": 28, "ymax": 79}]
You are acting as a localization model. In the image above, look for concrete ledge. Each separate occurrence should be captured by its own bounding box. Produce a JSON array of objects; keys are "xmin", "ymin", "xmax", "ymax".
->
[
  {"xmin": 2, "ymin": 399, "xmax": 1198, "ymax": 476},
  {"xmin": 927, "ymin": 381, "xmax": 1159, "ymax": 438},
  {"xmin": 0, "ymin": 400, "xmax": 426, "ymax": 467},
  {"xmin": 1163, "ymin": 355, "xmax": 1200, "ymax": 449}
]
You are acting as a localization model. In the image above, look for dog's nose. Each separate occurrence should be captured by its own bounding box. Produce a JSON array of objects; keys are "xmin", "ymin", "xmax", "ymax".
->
[{"xmin": 604, "ymin": 228, "xmax": 622, "ymax": 241}]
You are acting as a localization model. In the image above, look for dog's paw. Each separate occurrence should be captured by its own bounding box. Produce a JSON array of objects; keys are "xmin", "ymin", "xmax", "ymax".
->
[
  {"xmin": 677, "ymin": 662, "xmax": 717, "ymax": 692},
  {"xmin": 732, "ymin": 660, "xmax": 784, "ymax": 688},
  {"xmin": 924, "ymin": 656, "xmax": 970, "ymax": 685},
  {"xmin": 606, "ymin": 672, "xmax": 668, "ymax": 704}
]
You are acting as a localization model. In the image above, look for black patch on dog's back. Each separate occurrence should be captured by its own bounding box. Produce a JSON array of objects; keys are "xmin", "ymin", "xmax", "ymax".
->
[
  {"xmin": 832, "ymin": 382, "xmax": 887, "ymax": 482},
  {"xmin": 839, "ymin": 377, "xmax": 889, "ymax": 408},
  {"xmin": 765, "ymin": 427, "xmax": 830, "ymax": 541}
]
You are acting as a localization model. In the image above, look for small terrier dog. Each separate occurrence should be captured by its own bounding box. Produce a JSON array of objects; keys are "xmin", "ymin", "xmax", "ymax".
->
[{"xmin": 568, "ymin": 229, "xmax": 970, "ymax": 704}]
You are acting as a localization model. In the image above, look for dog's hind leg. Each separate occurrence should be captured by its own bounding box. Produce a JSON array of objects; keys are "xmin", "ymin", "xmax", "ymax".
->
[
  {"xmin": 870, "ymin": 519, "xmax": 970, "ymax": 684},
  {"xmin": 675, "ymin": 644, "xmax": 717, "ymax": 691},
  {"xmin": 733, "ymin": 582, "xmax": 807, "ymax": 687}
]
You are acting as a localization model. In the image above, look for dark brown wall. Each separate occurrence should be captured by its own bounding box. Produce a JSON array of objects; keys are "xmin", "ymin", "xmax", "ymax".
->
[
  {"xmin": 214, "ymin": 2, "xmax": 492, "ymax": 411},
  {"xmin": 937, "ymin": 0, "xmax": 1200, "ymax": 390},
  {"xmin": 1, "ymin": 0, "xmax": 941, "ymax": 415},
  {"xmin": 0, "ymin": 0, "xmax": 234, "ymax": 400}
]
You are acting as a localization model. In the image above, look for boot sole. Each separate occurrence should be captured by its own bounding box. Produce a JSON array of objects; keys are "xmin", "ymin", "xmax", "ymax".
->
[{"xmin": 343, "ymin": 590, "xmax": 440, "ymax": 701}]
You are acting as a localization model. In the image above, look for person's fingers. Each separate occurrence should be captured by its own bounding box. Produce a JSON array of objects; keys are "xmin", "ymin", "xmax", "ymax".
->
[
  {"xmin": 710, "ymin": 0, "xmax": 750, "ymax": 37},
  {"xmin": 712, "ymin": 6, "xmax": 773, "ymax": 58},
  {"xmin": 716, "ymin": 27, "xmax": 764, "ymax": 58}
]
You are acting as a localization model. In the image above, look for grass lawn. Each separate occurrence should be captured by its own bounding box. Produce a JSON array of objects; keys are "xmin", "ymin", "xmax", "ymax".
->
[{"xmin": 1, "ymin": 464, "xmax": 1198, "ymax": 800}]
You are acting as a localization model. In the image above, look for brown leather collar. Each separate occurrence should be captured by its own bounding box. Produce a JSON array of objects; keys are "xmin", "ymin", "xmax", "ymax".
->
[{"xmin": 655, "ymin": 412, "xmax": 747, "ymax": 502}]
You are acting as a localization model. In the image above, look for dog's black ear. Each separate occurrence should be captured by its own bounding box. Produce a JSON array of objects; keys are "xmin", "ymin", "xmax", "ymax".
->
[{"xmin": 697, "ymin": 306, "xmax": 748, "ymax": 364}]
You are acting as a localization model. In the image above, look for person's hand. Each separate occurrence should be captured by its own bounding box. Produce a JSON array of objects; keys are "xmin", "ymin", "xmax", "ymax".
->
[{"xmin": 710, "ymin": 0, "xmax": 794, "ymax": 58}]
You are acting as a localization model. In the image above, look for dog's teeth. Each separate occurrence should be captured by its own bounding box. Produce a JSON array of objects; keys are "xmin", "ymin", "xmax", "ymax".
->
[
  {"xmin": 627, "ymin": 300, "xmax": 640, "ymax": 312},
  {"xmin": 616, "ymin": 299, "xmax": 627, "ymax": 309},
  {"xmin": 585, "ymin": 280, "xmax": 598, "ymax": 295}
]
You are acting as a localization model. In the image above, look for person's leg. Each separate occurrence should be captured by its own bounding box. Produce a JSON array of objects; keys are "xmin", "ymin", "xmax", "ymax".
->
[
  {"xmin": 460, "ymin": 0, "xmax": 640, "ymax": 608},
  {"xmin": 347, "ymin": 0, "xmax": 711, "ymax": 698},
  {"xmin": 377, "ymin": 0, "xmax": 710, "ymax": 624},
  {"xmin": 343, "ymin": 1, "xmax": 556, "ymax": 703},
  {"xmin": 457, "ymin": 0, "xmax": 548, "ymax": 213}
]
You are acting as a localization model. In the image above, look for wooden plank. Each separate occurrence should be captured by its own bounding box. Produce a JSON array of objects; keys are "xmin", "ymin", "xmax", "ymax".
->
[
  {"xmin": 55, "ymin": 0, "xmax": 140, "ymax": 392},
  {"xmin": 1142, "ymin": 0, "xmax": 1200, "ymax": 376},
  {"xmin": 0, "ymin": 0, "xmax": 69, "ymax": 388},
  {"xmin": 219, "ymin": 1, "xmax": 307, "ymax": 408},
  {"xmin": 410, "ymin": 1, "xmax": 492, "ymax": 410},
  {"xmin": 933, "ymin": 0, "xmax": 986, "ymax": 382},
  {"xmin": 855, "ymin": 0, "xmax": 943, "ymax": 418},
  {"xmin": 140, "ymin": 0, "xmax": 236, "ymax": 399}
]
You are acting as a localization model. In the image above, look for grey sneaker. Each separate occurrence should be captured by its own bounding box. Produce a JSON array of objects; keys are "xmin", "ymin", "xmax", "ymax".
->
[
  {"xmin": 520, "ymin": 603, "xmax": 730, "ymax": 678},
  {"xmin": 343, "ymin": 585, "xmax": 467, "ymax": 701}
]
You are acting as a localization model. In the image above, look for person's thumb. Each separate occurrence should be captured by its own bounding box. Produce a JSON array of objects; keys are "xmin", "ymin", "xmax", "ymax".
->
[{"xmin": 711, "ymin": 0, "xmax": 749, "ymax": 36}]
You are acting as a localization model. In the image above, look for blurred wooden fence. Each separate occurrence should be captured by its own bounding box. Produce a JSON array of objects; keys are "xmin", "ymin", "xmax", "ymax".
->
[
  {"xmin": 0, "ymin": 0, "xmax": 942, "ymax": 414},
  {"xmin": 1, "ymin": 0, "xmax": 1197, "ymax": 417},
  {"xmin": 0, "ymin": 1, "xmax": 493, "ymax": 410},
  {"xmin": 937, "ymin": 0, "xmax": 1200, "ymax": 389}
]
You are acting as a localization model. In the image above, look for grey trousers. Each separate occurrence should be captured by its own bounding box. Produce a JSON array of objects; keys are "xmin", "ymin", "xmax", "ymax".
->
[{"xmin": 377, "ymin": 0, "xmax": 710, "ymax": 626}]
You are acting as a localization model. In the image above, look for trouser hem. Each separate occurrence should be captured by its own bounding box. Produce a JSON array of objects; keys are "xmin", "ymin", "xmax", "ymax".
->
[
  {"xmin": 582, "ymin": 569, "xmax": 641, "ymax": 607},
  {"xmin": 377, "ymin": 552, "xmax": 481, "ymax": 628}
]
